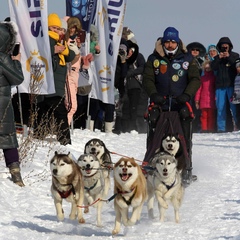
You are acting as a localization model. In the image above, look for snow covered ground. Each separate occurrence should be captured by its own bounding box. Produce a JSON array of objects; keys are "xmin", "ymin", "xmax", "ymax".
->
[{"xmin": 0, "ymin": 129, "xmax": 240, "ymax": 240}]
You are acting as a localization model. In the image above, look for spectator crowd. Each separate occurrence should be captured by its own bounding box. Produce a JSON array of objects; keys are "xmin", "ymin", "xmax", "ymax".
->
[{"xmin": 3, "ymin": 13, "xmax": 240, "ymax": 145}]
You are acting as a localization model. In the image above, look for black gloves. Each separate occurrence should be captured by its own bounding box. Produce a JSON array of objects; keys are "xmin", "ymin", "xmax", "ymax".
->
[
  {"xmin": 150, "ymin": 93, "xmax": 166, "ymax": 105},
  {"xmin": 176, "ymin": 93, "xmax": 191, "ymax": 104}
]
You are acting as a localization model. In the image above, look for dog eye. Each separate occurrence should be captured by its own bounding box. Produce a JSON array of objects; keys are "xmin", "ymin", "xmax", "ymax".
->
[
  {"xmin": 127, "ymin": 165, "xmax": 132, "ymax": 168},
  {"xmin": 60, "ymin": 163, "xmax": 65, "ymax": 166},
  {"xmin": 119, "ymin": 164, "xmax": 123, "ymax": 168}
]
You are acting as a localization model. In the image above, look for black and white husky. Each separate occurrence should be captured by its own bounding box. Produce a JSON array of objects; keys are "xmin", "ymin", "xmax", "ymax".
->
[
  {"xmin": 84, "ymin": 138, "xmax": 113, "ymax": 185},
  {"xmin": 161, "ymin": 134, "xmax": 181, "ymax": 156}
]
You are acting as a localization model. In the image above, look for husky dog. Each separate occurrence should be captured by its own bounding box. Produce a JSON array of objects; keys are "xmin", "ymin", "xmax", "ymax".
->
[
  {"xmin": 112, "ymin": 157, "xmax": 147, "ymax": 235},
  {"xmin": 161, "ymin": 134, "xmax": 181, "ymax": 156},
  {"xmin": 84, "ymin": 138, "xmax": 113, "ymax": 196},
  {"xmin": 77, "ymin": 154, "xmax": 107, "ymax": 227},
  {"xmin": 147, "ymin": 152, "xmax": 184, "ymax": 223},
  {"xmin": 50, "ymin": 151, "xmax": 85, "ymax": 223}
]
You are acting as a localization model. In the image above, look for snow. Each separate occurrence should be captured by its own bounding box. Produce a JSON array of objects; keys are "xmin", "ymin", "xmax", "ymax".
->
[{"xmin": 1, "ymin": 129, "xmax": 240, "ymax": 240}]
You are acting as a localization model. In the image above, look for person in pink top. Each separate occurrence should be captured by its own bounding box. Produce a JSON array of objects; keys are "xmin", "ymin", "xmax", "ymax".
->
[
  {"xmin": 62, "ymin": 17, "xmax": 93, "ymax": 125},
  {"xmin": 195, "ymin": 60, "xmax": 216, "ymax": 132}
]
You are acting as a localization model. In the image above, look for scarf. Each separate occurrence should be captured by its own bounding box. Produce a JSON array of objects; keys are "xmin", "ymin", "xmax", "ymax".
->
[{"xmin": 48, "ymin": 31, "xmax": 69, "ymax": 66}]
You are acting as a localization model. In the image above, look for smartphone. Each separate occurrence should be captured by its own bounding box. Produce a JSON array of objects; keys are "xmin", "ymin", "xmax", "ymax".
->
[
  {"xmin": 77, "ymin": 30, "xmax": 86, "ymax": 43},
  {"xmin": 12, "ymin": 42, "xmax": 20, "ymax": 56}
]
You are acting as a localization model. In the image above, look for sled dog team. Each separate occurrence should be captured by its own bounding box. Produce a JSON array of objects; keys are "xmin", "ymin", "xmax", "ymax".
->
[{"xmin": 50, "ymin": 137, "xmax": 184, "ymax": 235}]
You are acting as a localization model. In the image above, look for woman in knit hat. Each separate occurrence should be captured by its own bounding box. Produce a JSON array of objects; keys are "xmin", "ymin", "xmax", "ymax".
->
[
  {"xmin": 207, "ymin": 44, "xmax": 218, "ymax": 61},
  {"xmin": 34, "ymin": 13, "xmax": 76, "ymax": 145}
]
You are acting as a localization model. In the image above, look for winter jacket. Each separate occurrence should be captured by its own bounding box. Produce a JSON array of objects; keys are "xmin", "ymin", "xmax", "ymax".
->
[
  {"xmin": 195, "ymin": 71, "xmax": 216, "ymax": 109},
  {"xmin": 143, "ymin": 38, "xmax": 200, "ymax": 111},
  {"xmin": 0, "ymin": 23, "xmax": 24, "ymax": 149},
  {"xmin": 211, "ymin": 37, "xmax": 239, "ymax": 89},
  {"xmin": 46, "ymin": 35, "xmax": 75, "ymax": 98},
  {"xmin": 125, "ymin": 41, "xmax": 145, "ymax": 90}
]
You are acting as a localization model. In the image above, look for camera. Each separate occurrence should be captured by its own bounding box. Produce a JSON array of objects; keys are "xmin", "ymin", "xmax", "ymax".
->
[
  {"xmin": 119, "ymin": 49, "xmax": 126, "ymax": 56},
  {"xmin": 220, "ymin": 46, "xmax": 227, "ymax": 52}
]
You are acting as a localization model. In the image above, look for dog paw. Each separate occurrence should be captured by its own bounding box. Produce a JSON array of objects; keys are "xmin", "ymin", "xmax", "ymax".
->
[
  {"xmin": 84, "ymin": 207, "xmax": 89, "ymax": 214},
  {"xmin": 96, "ymin": 223, "xmax": 103, "ymax": 228},
  {"xmin": 112, "ymin": 229, "xmax": 119, "ymax": 235},
  {"xmin": 57, "ymin": 214, "xmax": 64, "ymax": 221},
  {"xmin": 69, "ymin": 214, "xmax": 76, "ymax": 220},
  {"xmin": 127, "ymin": 219, "xmax": 136, "ymax": 226},
  {"xmin": 78, "ymin": 217, "xmax": 85, "ymax": 224},
  {"xmin": 161, "ymin": 202, "xmax": 168, "ymax": 209}
]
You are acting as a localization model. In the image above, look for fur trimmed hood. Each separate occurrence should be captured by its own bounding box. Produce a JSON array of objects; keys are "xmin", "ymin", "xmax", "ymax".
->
[
  {"xmin": 0, "ymin": 22, "xmax": 17, "ymax": 54},
  {"xmin": 67, "ymin": 16, "xmax": 82, "ymax": 31},
  {"xmin": 154, "ymin": 38, "xmax": 188, "ymax": 57},
  {"xmin": 126, "ymin": 39, "xmax": 139, "ymax": 65}
]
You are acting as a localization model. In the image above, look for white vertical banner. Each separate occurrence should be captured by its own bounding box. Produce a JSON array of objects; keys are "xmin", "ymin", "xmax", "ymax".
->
[
  {"xmin": 8, "ymin": 0, "xmax": 55, "ymax": 94},
  {"xmin": 89, "ymin": 0, "xmax": 127, "ymax": 104}
]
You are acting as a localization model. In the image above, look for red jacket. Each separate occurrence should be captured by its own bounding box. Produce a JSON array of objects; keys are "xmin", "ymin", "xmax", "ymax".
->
[{"xmin": 195, "ymin": 71, "xmax": 216, "ymax": 109}]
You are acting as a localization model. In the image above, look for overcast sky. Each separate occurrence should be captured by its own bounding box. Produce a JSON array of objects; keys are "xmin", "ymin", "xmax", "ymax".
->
[{"xmin": 1, "ymin": 0, "xmax": 240, "ymax": 59}]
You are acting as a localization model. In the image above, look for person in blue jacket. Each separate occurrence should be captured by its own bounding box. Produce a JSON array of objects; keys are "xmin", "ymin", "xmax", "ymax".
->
[{"xmin": 211, "ymin": 37, "xmax": 239, "ymax": 132}]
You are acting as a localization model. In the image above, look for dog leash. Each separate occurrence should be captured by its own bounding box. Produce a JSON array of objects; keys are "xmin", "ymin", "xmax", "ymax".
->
[
  {"xmin": 77, "ymin": 193, "xmax": 118, "ymax": 208},
  {"xmin": 110, "ymin": 151, "xmax": 143, "ymax": 163}
]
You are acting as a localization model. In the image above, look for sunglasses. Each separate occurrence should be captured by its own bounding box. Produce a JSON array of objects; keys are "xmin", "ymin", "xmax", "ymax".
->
[{"xmin": 191, "ymin": 48, "xmax": 200, "ymax": 51}]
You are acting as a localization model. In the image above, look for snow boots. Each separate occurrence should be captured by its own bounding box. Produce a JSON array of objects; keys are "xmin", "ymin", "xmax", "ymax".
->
[
  {"xmin": 8, "ymin": 162, "xmax": 25, "ymax": 187},
  {"xmin": 182, "ymin": 168, "xmax": 197, "ymax": 187}
]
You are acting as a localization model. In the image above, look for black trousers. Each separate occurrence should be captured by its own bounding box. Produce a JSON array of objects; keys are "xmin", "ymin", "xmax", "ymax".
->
[{"xmin": 35, "ymin": 96, "xmax": 71, "ymax": 145}]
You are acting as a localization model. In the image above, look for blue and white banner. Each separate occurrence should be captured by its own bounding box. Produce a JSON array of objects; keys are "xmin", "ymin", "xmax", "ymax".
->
[
  {"xmin": 89, "ymin": 0, "xmax": 127, "ymax": 104},
  {"xmin": 8, "ymin": 0, "xmax": 55, "ymax": 94},
  {"xmin": 66, "ymin": 0, "xmax": 97, "ymax": 33}
]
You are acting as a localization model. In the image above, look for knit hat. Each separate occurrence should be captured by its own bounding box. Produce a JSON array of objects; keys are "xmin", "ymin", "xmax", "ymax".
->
[
  {"xmin": 48, "ymin": 13, "xmax": 61, "ymax": 27},
  {"xmin": 162, "ymin": 27, "xmax": 179, "ymax": 43},
  {"xmin": 208, "ymin": 45, "xmax": 217, "ymax": 52}
]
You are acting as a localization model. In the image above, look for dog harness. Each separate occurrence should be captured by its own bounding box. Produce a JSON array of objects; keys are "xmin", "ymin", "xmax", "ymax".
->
[
  {"xmin": 161, "ymin": 178, "xmax": 176, "ymax": 190},
  {"xmin": 117, "ymin": 187, "xmax": 137, "ymax": 206},
  {"xmin": 57, "ymin": 183, "xmax": 76, "ymax": 199},
  {"xmin": 84, "ymin": 180, "xmax": 98, "ymax": 192}
]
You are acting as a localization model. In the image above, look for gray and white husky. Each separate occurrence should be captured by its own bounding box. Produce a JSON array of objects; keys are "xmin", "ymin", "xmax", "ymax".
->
[
  {"xmin": 50, "ymin": 151, "xmax": 85, "ymax": 224},
  {"xmin": 147, "ymin": 152, "xmax": 184, "ymax": 223},
  {"xmin": 77, "ymin": 153, "xmax": 108, "ymax": 227}
]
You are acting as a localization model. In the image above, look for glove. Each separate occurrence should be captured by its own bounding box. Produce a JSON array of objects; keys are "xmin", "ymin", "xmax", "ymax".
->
[
  {"xmin": 176, "ymin": 93, "xmax": 191, "ymax": 104},
  {"xmin": 68, "ymin": 43, "xmax": 80, "ymax": 55},
  {"xmin": 150, "ymin": 93, "xmax": 166, "ymax": 105}
]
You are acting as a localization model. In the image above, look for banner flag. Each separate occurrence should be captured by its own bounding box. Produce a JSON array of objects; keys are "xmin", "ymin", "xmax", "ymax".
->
[
  {"xmin": 8, "ymin": 0, "xmax": 55, "ymax": 94},
  {"xmin": 66, "ymin": 0, "xmax": 97, "ymax": 33},
  {"xmin": 89, "ymin": 0, "xmax": 127, "ymax": 104}
]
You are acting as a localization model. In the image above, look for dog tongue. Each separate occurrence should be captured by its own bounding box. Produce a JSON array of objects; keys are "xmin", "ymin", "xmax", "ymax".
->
[
  {"xmin": 121, "ymin": 174, "xmax": 129, "ymax": 181},
  {"xmin": 86, "ymin": 169, "xmax": 91, "ymax": 174}
]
